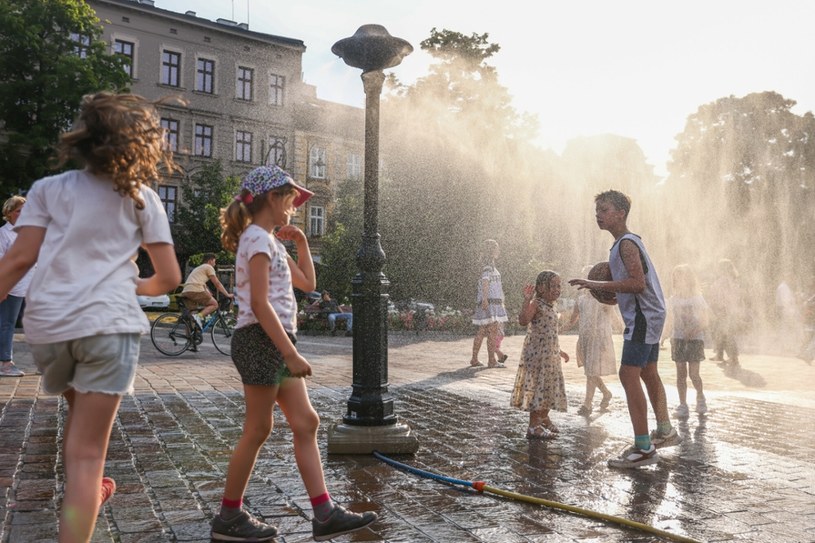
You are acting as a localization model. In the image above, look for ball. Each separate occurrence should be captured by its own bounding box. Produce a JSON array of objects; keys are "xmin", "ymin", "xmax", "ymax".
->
[{"xmin": 587, "ymin": 261, "xmax": 617, "ymax": 305}]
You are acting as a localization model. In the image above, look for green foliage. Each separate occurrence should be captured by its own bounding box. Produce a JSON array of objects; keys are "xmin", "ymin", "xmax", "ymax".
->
[
  {"xmin": 0, "ymin": 0, "xmax": 131, "ymax": 195},
  {"xmin": 664, "ymin": 91, "xmax": 815, "ymax": 309},
  {"xmin": 172, "ymin": 161, "xmax": 240, "ymax": 267},
  {"xmin": 316, "ymin": 176, "xmax": 364, "ymax": 301}
]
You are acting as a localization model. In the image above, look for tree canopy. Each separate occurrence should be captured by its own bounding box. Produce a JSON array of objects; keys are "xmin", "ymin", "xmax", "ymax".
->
[{"xmin": 0, "ymin": 0, "xmax": 130, "ymax": 195}]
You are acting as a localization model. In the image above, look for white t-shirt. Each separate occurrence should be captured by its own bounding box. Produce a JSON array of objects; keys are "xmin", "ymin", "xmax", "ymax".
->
[
  {"xmin": 15, "ymin": 170, "xmax": 173, "ymax": 344},
  {"xmin": 0, "ymin": 222, "xmax": 35, "ymax": 297},
  {"xmin": 669, "ymin": 294, "xmax": 709, "ymax": 341},
  {"xmin": 234, "ymin": 224, "xmax": 297, "ymax": 333}
]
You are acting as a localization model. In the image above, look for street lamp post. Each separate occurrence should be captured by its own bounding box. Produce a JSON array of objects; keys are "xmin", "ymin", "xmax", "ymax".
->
[{"xmin": 326, "ymin": 25, "xmax": 418, "ymax": 454}]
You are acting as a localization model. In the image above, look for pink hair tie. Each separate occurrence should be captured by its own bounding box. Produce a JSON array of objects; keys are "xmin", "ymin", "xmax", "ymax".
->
[{"xmin": 234, "ymin": 193, "xmax": 254, "ymax": 204}]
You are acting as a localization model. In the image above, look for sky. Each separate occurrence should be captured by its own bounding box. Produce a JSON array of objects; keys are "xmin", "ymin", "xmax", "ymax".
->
[{"xmin": 157, "ymin": 0, "xmax": 815, "ymax": 177}]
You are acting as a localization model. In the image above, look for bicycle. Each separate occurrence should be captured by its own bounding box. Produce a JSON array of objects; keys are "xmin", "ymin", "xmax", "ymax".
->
[{"xmin": 150, "ymin": 295, "xmax": 237, "ymax": 356}]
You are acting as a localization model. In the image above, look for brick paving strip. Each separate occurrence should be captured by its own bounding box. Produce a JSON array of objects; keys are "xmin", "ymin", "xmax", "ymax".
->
[{"xmin": 1, "ymin": 332, "xmax": 814, "ymax": 542}]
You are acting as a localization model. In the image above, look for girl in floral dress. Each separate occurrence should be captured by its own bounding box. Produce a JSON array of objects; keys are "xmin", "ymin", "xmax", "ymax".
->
[{"xmin": 511, "ymin": 271, "xmax": 570, "ymax": 439}]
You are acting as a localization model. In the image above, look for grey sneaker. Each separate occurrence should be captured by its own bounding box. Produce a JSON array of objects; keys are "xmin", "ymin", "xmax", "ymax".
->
[
  {"xmin": 211, "ymin": 509, "xmax": 279, "ymax": 542},
  {"xmin": 673, "ymin": 403, "xmax": 689, "ymax": 418},
  {"xmin": 696, "ymin": 397, "xmax": 708, "ymax": 414},
  {"xmin": 607, "ymin": 445, "xmax": 658, "ymax": 469},
  {"xmin": 0, "ymin": 363, "xmax": 24, "ymax": 377},
  {"xmin": 649, "ymin": 426, "xmax": 682, "ymax": 448},
  {"xmin": 312, "ymin": 505, "xmax": 377, "ymax": 542}
]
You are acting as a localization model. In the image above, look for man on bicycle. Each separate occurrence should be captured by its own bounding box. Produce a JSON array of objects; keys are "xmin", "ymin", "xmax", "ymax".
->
[{"xmin": 181, "ymin": 253, "xmax": 233, "ymax": 329}]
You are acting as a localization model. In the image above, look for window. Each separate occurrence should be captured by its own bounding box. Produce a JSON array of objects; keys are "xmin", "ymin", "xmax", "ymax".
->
[
  {"xmin": 309, "ymin": 146, "xmax": 326, "ymax": 179},
  {"xmin": 113, "ymin": 39, "xmax": 134, "ymax": 77},
  {"xmin": 157, "ymin": 185, "xmax": 178, "ymax": 222},
  {"xmin": 236, "ymin": 66, "xmax": 253, "ymax": 100},
  {"xmin": 160, "ymin": 118, "xmax": 179, "ymax": 152},
  {"xmin": 70, "ymin": 32, "xmax": 90, "ymax": 59},
  {"xmin": 347, "ymin": 153, "xmax": 362, "ymax": 179},
  {"xmin": 266, "ymin": 137, "xmax": 285, "ymax": 167},
  {"xmin": 235, "ymin": 130, "xmax": 252, "ymax": 163},
  {"xmin": 194, "ymin": 124, "xmax": 213, "ymax": 157},
  {"xmin": 196, "ymin": 58, "xmax": 215, "ymax": 93},
  {"xmin": 309, "ymin": 205, "xmax": 325, "ymax": 237},
  {"xmin": 269, "ymin": 73, "xmax": 285, "ymax": 106},
  {"xmin": 161, "ymin": 50, "xmax": 181, "ymax": 87}
]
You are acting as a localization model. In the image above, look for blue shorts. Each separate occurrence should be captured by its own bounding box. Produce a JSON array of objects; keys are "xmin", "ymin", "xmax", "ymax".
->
[{"xmin": 621, "ymin": 340, "xmax": 660, "ymax": 368}]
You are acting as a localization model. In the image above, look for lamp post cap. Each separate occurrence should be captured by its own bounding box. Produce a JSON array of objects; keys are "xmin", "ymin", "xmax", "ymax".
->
[{"xmin": 332, "ymin": 24, "xmax": 413, "ymax": 72}]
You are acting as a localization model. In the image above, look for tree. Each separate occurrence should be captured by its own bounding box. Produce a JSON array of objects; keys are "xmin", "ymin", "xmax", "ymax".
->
[
  {"xmin": 172, "ymin": 161, "xmax": 240, "ymax": 268},
  {"xmin": 0, "ymin": 0, "xmax": 130, "ymax": 195},
  {"xmin": 665, "ymin": 91, "xmax": 815, "ymax": 314},
  {"xmin": 377, "ymin": 28, "xmax": 545, "ymax": 309},
  {"xmin": 316, "ymin": 176, "xmax": 365, "ymax": 302}
]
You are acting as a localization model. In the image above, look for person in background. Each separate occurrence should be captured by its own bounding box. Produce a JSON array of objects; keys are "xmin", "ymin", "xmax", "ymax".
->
[
  {"xmin": 0, "ymin": 92, "xmax": 181, "ymax": 542},
  {"xmin": 707, "ymin": 258, "xmax": 742, "ymax": 368},
  {"xmin": 664, "ymin": 264, "xmax": 709, "ymax": 417},
  {"xmin": 470, "ymin": 239, "xmax": 509, "ymax": 368},
  {"xmin": 0, "ymin": 196, "xmax": 35, "ymax": 377},
  {"xmin": 181, "ymin": 253, "xmax": 233, "ymax": 329},
  {"xmin": 315, "ymin": 290, "xmax": 353, "ymax": 337},
  {"xmin": 564, "ymin": 265, "xmax": 617, "ymax": 416}
]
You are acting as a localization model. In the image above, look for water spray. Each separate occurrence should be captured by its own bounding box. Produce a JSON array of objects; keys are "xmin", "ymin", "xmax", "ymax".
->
[{"xmin": 373, "ymin": 451, "xmax": 700, "ymax": 543}]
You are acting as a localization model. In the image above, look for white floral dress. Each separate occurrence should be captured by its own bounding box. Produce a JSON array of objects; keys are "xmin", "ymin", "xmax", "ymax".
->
[{"xmin": 510, "ymin": 298, "xmax": 567, "ymax": 413}]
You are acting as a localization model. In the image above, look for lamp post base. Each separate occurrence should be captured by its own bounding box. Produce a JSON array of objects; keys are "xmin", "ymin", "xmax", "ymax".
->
[{"xmin": 326, "ymin": 419, "xmax": 419, "ymax": 455}]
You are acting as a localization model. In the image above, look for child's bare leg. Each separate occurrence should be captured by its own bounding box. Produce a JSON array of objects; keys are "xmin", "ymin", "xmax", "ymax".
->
[
  {"xmin": 471, "ymin": 327, "xmax": 486, "ymax": 364},
  {"xmin": 584, "ymin": 376, "xmax": 598, "ymax": 406},
  {"xmin": 486, "ymin": 323, "xmax": 498, "ymax": 365},
  {"xmin": 275, "ymin": 378, "xmax": 327, "ymax": 498},
  {"xmin": 675, "ymin": 361, "xmax": 689, "ymax": 405},
  {"xmin": 60, "ymin": 391, "xmax": 121, "ymax": 543},
  {"xmin": 221, "ymin": 385, "xmax": 276, "ymax": 504},
  {"xmin": 688, "ymin": 361, "xmax": 704, "ymax": 400},
  {"xmin": 620, "ymin": 365, "xmax": 649, "ymax": 436},
  {"xmin": 641, "ymin": 363, "xmax": 670, "ymax": 425}
]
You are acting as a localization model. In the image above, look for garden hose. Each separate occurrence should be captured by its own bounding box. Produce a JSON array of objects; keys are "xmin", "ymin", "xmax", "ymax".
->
[{"xmin": 373, "ymin": 451, "xmax": 700, "ymax": 543}]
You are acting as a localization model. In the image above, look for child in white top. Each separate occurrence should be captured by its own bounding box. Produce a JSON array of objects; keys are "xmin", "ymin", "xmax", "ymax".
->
[
  {"xmin": 565, "ymin": 266, "xmax": 618, "ymax": 416},
  {"xmin": 213, "ymin": 165, "xmax": 377, "ymax": 542},
  {"xmin": 0, "ymin": 92, "xmax": 181, "ymax": 542},
  {"xmin": 666, "ymin": 264, "xmax": 709, "ymax": 417}
]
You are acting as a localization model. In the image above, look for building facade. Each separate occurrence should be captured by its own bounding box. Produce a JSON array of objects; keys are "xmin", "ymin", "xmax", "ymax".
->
[{"xmin": 88, "ymin": 0, "xmax": 364, "ymax": 260}]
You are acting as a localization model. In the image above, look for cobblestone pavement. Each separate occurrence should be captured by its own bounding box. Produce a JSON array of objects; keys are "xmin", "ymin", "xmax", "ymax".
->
[{"xmin": 1, "ymin": 330, "xmax": 814, "ymax": 542}]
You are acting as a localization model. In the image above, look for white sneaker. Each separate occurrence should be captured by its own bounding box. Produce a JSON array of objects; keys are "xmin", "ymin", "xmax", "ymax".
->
[
  {"xmin": 192, "ymin": 314, "xmax": 203, "ymax": 329},
  {"xmin": 0, "ymin": 363, "xmax": 25, "ymax": 377},
  {"xmin": 607, "ymin": 445, "xmax": 658, "ymax": 469},
  {"xmin": 673, "ymin": 403, "xmax": 689, "ymax": 418},
  {"xmin": 696, "ymin": 397, "xmax": 708, "ymax": 415},
  {"xmin": 650, "ymin": 427, "xmax": 682, "ymax": 448}
]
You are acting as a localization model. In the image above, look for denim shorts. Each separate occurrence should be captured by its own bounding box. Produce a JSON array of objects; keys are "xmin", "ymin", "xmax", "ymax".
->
[
  {"xmin": 671, "ymin": 339, "xmax": 705, "ymax": 363},
  {"xmin": 29, "ymin": 333, "xmax": 140, "ymax": 395},
  {"xmin": 621, "ymin": 340, "xmax": 660, "ymax": 368}
]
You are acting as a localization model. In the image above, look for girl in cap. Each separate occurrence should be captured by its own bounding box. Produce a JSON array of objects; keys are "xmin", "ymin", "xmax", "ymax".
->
[
  {"xmin": 213, "ymin": 165, "xmax": 377, "ymax": 542},
  {"xmin": 0, "ymin": 92, "xmax": 181, "ymax": 542}
]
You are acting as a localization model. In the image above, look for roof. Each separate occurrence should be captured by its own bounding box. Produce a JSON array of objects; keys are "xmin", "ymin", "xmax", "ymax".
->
[{"xmin": 91, "ymin": 0, "xmax": 306, "ymax": 51}]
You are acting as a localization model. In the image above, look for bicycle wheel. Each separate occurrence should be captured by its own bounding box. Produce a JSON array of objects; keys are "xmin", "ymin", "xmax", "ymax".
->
[
  {"xmin": 151, "ymin": 313, "xmax": 192, "ymax": 356},
  {"xmin": 211, "ymin": 313, "xmax": 237, "ymax": 356}
]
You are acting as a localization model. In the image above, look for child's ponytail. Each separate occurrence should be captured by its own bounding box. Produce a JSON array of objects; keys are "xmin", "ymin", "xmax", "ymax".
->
[{"xmin": 220, "ymin": 189, "xmax": 254, "ymax": 253}]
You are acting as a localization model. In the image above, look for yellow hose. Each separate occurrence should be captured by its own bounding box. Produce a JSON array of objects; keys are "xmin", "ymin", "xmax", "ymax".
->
[{"xmin": 479, "ymin": 483, "xmax": 701, "ymax": 543}]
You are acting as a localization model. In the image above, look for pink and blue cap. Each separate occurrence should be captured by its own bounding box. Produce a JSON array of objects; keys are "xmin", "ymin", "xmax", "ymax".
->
[{"xmin": 239, "ymin": 165, "xmax": 314, "ymax": 207}]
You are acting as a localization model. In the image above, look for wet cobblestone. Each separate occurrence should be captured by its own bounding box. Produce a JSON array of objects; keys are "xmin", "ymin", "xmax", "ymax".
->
[{"xmin": 0, "ymin": 331, "xmax": 813, "ymax": 542}]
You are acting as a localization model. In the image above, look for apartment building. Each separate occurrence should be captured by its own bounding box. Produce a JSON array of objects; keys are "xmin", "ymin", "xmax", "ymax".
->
[{"xmin": 88, "ymin": 0, "xmax": 364, "ymax": 259}]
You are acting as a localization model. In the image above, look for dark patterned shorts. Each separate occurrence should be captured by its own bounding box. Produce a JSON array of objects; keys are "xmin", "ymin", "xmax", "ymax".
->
[
  {"xmin": 231, "ymin": 323, "xmax": 294, "ymax": 386},
  {"xmin": 670, "ymin": 339, "xmax": 705, "ymax": 363}
]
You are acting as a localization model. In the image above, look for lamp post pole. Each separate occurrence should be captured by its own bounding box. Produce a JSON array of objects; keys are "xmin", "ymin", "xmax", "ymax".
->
[{"xmin": 326, "ymin": 25, "xmax": 418, "ymax": 454}]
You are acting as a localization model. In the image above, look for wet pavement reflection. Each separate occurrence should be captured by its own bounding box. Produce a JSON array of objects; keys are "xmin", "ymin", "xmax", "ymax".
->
[{"xmin": 0, "ymin": 332, "xmax": 813, "ymax": 542}]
